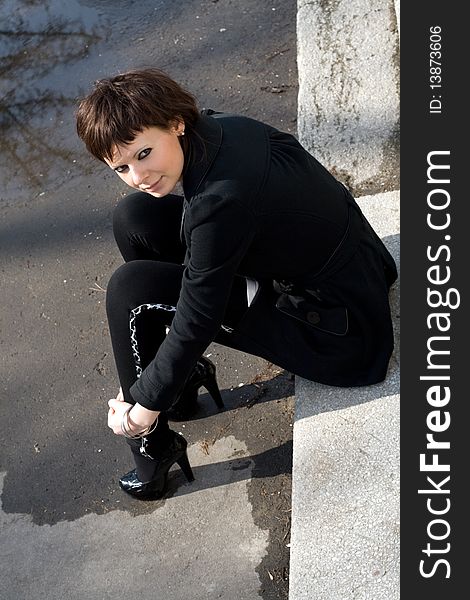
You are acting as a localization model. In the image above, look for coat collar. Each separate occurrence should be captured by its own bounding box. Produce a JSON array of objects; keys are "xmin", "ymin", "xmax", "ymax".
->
[{"xmin": 182, "ymin": 113, "xmax": 223, "ymax": 200}]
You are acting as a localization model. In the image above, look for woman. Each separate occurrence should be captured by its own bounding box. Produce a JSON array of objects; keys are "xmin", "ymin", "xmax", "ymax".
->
[{"xmin": 76, "ymin": 68, "xmax": 397, "ymax": 500}]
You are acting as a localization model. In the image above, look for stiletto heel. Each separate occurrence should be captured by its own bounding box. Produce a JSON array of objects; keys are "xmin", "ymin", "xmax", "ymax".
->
[
  {"xmin": 166, "ymin": 356, "xmax": 224, "ymax": 421},
  {"xmin": 119, "ymin": 431, "xmax": 194, "ymax": 500},
  {"xmin": 202, "ymin": 375, "xmax": 224, "ymax": 409},
  {"xmin": 176, "ymin": 451, "xmax": 195, "ymax": 482}
]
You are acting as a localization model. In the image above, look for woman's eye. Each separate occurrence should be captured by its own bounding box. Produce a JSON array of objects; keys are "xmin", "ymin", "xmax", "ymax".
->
[
  {"xmin": 113, "ymin": 148, "xmax": 150, "ymax": 173},
  {"xmin": 138, "ymin": 148, "xmax": 151, "ymax": 160}
]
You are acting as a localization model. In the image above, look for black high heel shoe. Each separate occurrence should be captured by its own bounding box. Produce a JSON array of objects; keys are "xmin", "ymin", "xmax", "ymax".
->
[
  {"xmin": 119, "ymin": 431, "xmax": 194, "ymax": 500},
  {"xmin": 166, "ymin": 356, "xmax": 224, "ymax": 421}
]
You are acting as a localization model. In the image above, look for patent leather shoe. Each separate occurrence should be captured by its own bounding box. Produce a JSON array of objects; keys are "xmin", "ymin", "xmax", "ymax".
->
[
  {"xmin": 119, "ymin": 431, "xmax": 194, "ymax": 500},
  {"xmin": 166, "ymin": 356, "xmax": 224, "ymax": 421}
]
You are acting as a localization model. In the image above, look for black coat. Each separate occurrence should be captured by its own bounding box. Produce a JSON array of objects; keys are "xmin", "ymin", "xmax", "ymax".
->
[{"xmin": 130, "ymin": 112, "xmax": 397, "ymax": 411}]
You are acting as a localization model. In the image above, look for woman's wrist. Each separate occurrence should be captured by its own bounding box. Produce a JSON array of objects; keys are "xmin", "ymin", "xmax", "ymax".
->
[
  {"xmin": 126, "ymin": 411, "xmax": 149, "ymax": 435},
  {"xmin": 129, "ymin": 403, "xmax": 160, "ymax": 432}
]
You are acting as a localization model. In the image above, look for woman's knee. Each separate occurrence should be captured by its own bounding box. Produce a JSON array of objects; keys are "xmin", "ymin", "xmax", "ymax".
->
[
  {"xmin": 106, "ymin": 260, "xmax": 183, "ymax": 315},
  {"xmin": 113, "ymin": 192, "xmax": 183, "ymax": 233},
  {"xmin": 112, "ymin": 192, "xmax": 185, "ymax": 262},
  {"xmin": 112, "ymin": 192, "xmax": 150, "ymax": 239},
  {"xmin": 106, "ymin": 261, "xmax": 146, "ymax": 315}
]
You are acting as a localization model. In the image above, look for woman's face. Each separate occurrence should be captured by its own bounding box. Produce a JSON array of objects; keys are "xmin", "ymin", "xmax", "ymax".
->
[{"xmin": 105, "ymin": 122, "xmax": 185, "ymax": 197}]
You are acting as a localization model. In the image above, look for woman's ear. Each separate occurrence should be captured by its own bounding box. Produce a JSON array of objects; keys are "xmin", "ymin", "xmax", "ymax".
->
[{"xmin": 171, "ymin": 118, "xmax": 185, "ymax": 136}]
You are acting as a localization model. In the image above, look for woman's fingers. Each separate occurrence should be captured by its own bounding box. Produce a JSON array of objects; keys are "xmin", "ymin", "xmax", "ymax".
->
[
  {"xmin": 107, "ymin": 408, "xmax": 116, "ymax": 430},
  {"xmin": 107, "ymin": 398, "xmax": 134, "ymax": 435},
  {"xmin": 107, "ymin": 407, "xmax": 122, "ymax": 434},
  {"xmin": 108, "ymin": 398, "xmax": 122, "ymax": 410},
  {"xmin": 108, "ymin": 390, "xmax": 124, "ymax": 412}
]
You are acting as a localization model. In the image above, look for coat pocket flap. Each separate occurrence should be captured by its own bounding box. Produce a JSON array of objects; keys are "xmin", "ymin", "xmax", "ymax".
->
[{"xmin": 275, "ymin": 293, "xmax": 348, "ymax": 336}]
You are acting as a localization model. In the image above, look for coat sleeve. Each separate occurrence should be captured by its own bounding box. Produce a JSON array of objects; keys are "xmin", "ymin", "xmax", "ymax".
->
[{"xmin": 130, "ymin": 194, "xmax": 256, "ymax": 411}]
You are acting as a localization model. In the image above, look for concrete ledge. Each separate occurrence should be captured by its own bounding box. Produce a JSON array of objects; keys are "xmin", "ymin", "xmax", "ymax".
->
[
  {"xmin": 394, "ymin": 0, "xmax": 400, "ymax": 39},
  {"xmin": 297, "ymin": 0, "xmax": 400, "ymax": 193},
  {"xmin": 289, "ymin": 191, "xmax": 400, "ymax": 600}
]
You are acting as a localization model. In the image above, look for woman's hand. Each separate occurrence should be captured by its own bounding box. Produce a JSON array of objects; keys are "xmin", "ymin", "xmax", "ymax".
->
[
  {"xmin": 107, "ymin": 389, "xmax": 160, "ymax": 436},
  {"xmin": 107, "ymin": 390, "xmax": 132, "ymax": 435}
]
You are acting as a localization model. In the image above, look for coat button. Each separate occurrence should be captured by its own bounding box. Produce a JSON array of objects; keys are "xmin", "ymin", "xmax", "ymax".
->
[{"xmin": 307, "ymin": 311, "xmax": 320, "ymax": 324}]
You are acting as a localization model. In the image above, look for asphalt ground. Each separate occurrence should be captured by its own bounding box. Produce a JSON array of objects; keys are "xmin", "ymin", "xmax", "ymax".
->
[{"xmin": 0, "ymin": 1, "xmax": 298, "ymax": 598}]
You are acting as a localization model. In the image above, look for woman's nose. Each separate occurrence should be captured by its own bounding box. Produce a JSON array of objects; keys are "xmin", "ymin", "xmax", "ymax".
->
[{"xmin": 130, "ymin": 165, "xmax": 146, "ymax": 187}]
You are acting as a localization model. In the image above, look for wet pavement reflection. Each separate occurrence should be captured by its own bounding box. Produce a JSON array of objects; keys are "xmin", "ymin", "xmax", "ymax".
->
[
  {"xmin": 0, "ymin": 2, "xmax": 298, "ymax": 597},
  {"xmin": 1, "ymin": 0, "xmax": 298, "ymax": 205},
  {"xmin": 0, "ymin": 0, "xmax": 103, "ymax": 200}
]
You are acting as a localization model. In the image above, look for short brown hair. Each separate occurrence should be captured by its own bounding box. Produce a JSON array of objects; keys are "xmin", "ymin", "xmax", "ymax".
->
[{"xmin": 76, "ymin": 68, "xmax": 199, "ymax": 162}]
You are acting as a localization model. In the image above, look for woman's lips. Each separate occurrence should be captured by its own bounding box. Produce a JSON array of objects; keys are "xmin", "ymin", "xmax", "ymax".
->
[{"xmin": 145, "ymin": 177, "xmax": 163, "ymax": 192}]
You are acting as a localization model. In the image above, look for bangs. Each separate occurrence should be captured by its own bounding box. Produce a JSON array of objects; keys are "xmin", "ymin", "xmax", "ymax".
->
[{"xmin": 76, "ymin": 68, "xmax": 199, "ymax": 163}]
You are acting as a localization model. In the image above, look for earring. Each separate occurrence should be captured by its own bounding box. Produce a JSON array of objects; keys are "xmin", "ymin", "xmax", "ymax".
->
[{"xmin": 180, "ymin": 130, "xmax": 185, "ymax": 136}]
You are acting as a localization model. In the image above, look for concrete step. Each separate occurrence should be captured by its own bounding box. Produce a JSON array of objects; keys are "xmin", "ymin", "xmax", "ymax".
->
[
  {"xmin": 291, "ymin": 0, "xmax": 400, "ymax": 597},
  {"xmin": 289, "ymin": 192, "xmax": 400, "ymax": 600},
  {"xmin": 296, "ymin": 0, "xmax": 400, "ymax": 196}
]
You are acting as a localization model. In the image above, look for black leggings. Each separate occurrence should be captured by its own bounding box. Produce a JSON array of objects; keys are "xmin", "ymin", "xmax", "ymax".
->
[{"xmin": 105, "ymin": 192, "xmax": 249, "ymax": 479}]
